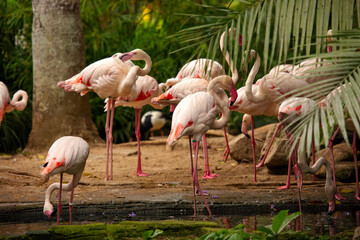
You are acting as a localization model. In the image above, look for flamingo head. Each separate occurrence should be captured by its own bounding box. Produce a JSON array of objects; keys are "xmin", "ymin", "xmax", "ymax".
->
[
  {"xmin": 44, "ymin": 209, "xmax": 57, "ymax": 218},
  {"xmin": 118, "ymin": 52, "xmax": 135, "ymax": 62},
  {"xmin": 229, "ymin": 83, "xmax": 238, "ymax": 106},
  {"xmin": 43, "ymin": 201, "xmax": 56, "ymax": 218}
]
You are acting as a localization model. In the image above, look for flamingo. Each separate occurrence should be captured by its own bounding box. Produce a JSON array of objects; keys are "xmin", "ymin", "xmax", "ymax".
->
[
  {"xmin": 167, "ymin": 75, "xmax": 238, "ymax": 218},
  {"xmin": 57, "ymin": 49, "xmax": 152, "ymax": 180},
  {"xmin": 0, "ymin": 81, "xmax": 28, "ymax": 127},
  {"xmin": 41, "ymin": 136, "xmax": 90, "ymax": 225},
  {"xmin": 153, "ymin": 29, "xmax": 240, "ymax": 172},
  {"xmin": 277, "ymin": 97, "xmax": 336, "ymax": 215},
  {"xmin": 105, "ymin": 75, "xmax": 166, "ymax": 177},
  {"xmin": 165, "ymin": 58, "xmax": 225, "ymax": 89}
]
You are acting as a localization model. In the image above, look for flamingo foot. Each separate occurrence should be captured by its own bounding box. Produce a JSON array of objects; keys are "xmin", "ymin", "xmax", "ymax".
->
[
  {"xmin": 277, "ymin": 184, "xmax": 290, "ymax": 190},
  {"xmin": 256, "ymin": 161, "xmax": 265, "ymax": 168},
  {"xmin": 327, "ymin": 200, "xmax": 336, "ymax": 215},
  {"xmin": 202, "ymin": 173, "xmax": 219, "ymax": 179},
  {"xmin": 335, "ymin": 192, "xmax": 346, "ymax": 200},
  {"xmin": 223, "ymin": 149, "xmax": 230, "ymax": 162},
  {"xmin": 195, "ymin": 189, "xmax": 209, "ymax": 196},
  {"xmin": 136, "ymin": 171, "xmax": 150, "ymax": 177}
]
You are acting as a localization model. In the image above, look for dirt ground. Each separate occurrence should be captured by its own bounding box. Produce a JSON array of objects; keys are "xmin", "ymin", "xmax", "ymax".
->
[{"xmin": 0, "ymin": 130, "xmax": 359, "ymax": 234}]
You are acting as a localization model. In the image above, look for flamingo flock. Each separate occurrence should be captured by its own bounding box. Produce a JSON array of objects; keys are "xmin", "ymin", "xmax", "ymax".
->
[{"xmin": 2, "ymin": 28, "xmax": 357, "ymax": 224}]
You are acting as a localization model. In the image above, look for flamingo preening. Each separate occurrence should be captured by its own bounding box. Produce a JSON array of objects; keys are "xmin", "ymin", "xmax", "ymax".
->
[
  {"xmin": 105, "ymin": 75, "xmax": 166, "ymax": 177},
  {"xmin": 57, "ymin": 49, "xmax": 152, "ymax": 180},
  {"xmin": 41, "ymin": 136, "xmax": 90, "ymax": 225},
  {"xmin": 0, "ymin": 81, "xmax": 28, "ymax": 127},
  {"xmin": 167, "ymin": 75, "xmax": 238, "ymax": 218}
]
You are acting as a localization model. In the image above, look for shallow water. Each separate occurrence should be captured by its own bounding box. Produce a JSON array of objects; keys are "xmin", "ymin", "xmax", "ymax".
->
[{"xmin": 0, "ymin": 205, "xmax": 359, "ymax": 237}]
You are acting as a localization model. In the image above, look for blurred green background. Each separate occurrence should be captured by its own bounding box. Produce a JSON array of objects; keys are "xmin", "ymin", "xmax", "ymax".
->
[{"xmin": 0, "ymin": 0, "xmax": 276, "ymax": 153}]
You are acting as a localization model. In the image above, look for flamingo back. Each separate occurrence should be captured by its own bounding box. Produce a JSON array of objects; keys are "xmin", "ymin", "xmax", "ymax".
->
[
  {"xmin": 167, "ymin": 92, "xmax": 217, "ymax": 144},
  {"xmin": 41, "ymin": 136, "xmax": 90, "ymax": 177},
  {"xmin": 176, "ymin": 58, "xmax": 224, "ymax": 81},
  {"xmin": 0, "ymin": 82, "xmax": 10, "ymax": 124}
]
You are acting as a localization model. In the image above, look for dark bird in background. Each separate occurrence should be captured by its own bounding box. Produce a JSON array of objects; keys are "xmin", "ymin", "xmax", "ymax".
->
[{"xmin": 131, "ymin": 110, "xmax": 171, "ymax": 141}]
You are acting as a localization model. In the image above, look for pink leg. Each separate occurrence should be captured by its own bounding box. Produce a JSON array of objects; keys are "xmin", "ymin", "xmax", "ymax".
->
[
  {"xmin": 352, "ymin": 131, "xmax": 360, "ymax": 200},
  {"xmin": 250, "ymin": 116, "xmax": 257, "ymax": 183},
  {"xmin": 109, "ymin": 98, "xmax": 115, "ymax": 181},
  {"xmin": 277, "ymin": 129, "xmax": 295, "ymax": 190},
  {"xmin": 311, "ymin": 141, "xmax": 316, "ymax": 181},
  {"xmin": 189, "ymin": 137, "xmax": 197, "ymax": 218},
  {"xmin": 105, "ymin": 99, "xmax": 111, "ymax": 181},
  {"xmin": 193, "ymin": 141, "xmax": 212, "ymax": 218},
  {"xmin": 57, "ymin": 173, "xmax": 63, "ymax": 225},
  {"xmin": 222, "ymin": 127, "xmax": 230, "ymax": 161},
  {"xmin": 135, "ymin": 108, "xmax": 149, "ymax": 176},
  {"xmin": 328, "ymin": 127, "xmax": 345, "ymax": 200},
  {"xmin": 257, "ymin": 123, "xmax": 282, "ymax": 168},
  {"xmin": 69, "ymin": 176, "xmax": 75, "ymax": 225},
  {"xmin": 202, "ymin": 135, "xmax": 218, "ymax": 179}
]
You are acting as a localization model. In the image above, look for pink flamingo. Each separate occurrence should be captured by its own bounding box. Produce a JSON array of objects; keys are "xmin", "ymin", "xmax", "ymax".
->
[
  {"xmin": 277, "ymin": 97, "xmax": 336, "ymax": 215},
  {"xmin": 165, "ymin": 58, "xmax": 225, "ymax": 89},
  {"xmin": 105, "ymin": 75, "xmax": 166, "ymax": 177},
  {"xmin": 0, "ymin": 81, "xmax": 28, "ymax": 127},
  {"xmin": 57, "ymin": 49, "xmax": 152, "ymax": 180},
  {"xmin": 41, "ymin": 136, "xmax": 90, "ymax": 225},
  {"xmin": 167, "ymin": 75, "xmax": 238, "ymax": 218}
]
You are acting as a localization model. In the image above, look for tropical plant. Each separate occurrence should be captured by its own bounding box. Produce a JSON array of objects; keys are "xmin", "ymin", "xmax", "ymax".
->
[
  {"xmin": 200, "ymin": 210, "xmax": 301, "ymax": 240},
  {"xmin": 173, "ymin": 0, "xmax": 360, "ymax": 157}
]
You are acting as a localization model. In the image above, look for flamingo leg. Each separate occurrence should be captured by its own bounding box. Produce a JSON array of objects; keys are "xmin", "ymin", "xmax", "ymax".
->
[
  {"xmin": 109, "ymin": 98, "xmax": 115, "ymax": 181},
  {"xmin": 189, "ymin": 137, "xmax": 196, "ymax": 218},
  {"xmin": 57, "ymin": 173, "xmax": 63, "ymax": 225},
  {"xmin": 135, "ymin": 108, "xmax": 149, "ymax": 176},
  {"xmin": 193, "ymin": 140, "xmax": 212, "ymax": 218},
  {"xmin": 250, "ymin": 116, "xmax": 257, "ymax": 183},
  {"xmin": 277, "ymin": 130, "xmax": 295, "ymax": 190},
  {"xmin": 202, "ymin": 134, "xmax": 218, "ymax": 179},
  {"xmin": 105, "ymin": 98, "xmax": 111, "ymax": 181},
  {"xmin": 257, "ymin": 123, "xmax": 282, "ymax": 168},
  {"xmin": 311, "ymin": 141, "xmax": 316, "ymax": 181},
  {"xmin": 69, "ymin": 175, "xmax": 75, "ymax": 225},
  {"xmin": 328, "ymin": 127, "xmax": 345, "ymax": 200},
  {"xmin": 352, "ymin": 131, "xmax": 360, "ymax": 200},
  {"xmin": 222, "ymin": 127, "xmax": 230, "ymax": 161}
]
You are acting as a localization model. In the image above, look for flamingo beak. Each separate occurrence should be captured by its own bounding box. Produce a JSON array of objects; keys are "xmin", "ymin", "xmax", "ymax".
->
[
  {"xmin": 229, "ymin": 83, "xmax": 237, "ymax": 107},
  {"xmin": 119, "ymin": 52, "xmax": 135, "ymax": 62},
  {"xmin": 44, "ymin": 210, "xmax": 57, "ymax": 218}
]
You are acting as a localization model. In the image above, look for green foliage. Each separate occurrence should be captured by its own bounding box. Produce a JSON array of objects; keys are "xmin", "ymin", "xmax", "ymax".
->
[
  {"xmin": 142, "ymin": 229, "xmax": 163, "ymax": 239},
  {"xmin": 201, "ymin": 210, "xmax": 301, "ymax": 240}
]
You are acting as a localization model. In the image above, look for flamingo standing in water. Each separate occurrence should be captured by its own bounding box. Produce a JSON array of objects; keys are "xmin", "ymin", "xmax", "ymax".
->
[
  {"xmin": 41, "ymin": 136, "xmax": 90, "ymax": 225},
  {"xmin": 167, "ymin": 75, "xmax": 238, "ymax": 218},
  {"xmin": 0, "ymin": 81, "xmax": 28, "ymax": 127},
  {"xmin": 277, "ymin": 97, "xmax": 336, "ymax": 215},
  {"xmin": 105, "ymin": 75, "xmax": 166, "ymax": 177},
  {"xmin": 57, "ymin": 49, "xmax": 152, "ymax": 180}
]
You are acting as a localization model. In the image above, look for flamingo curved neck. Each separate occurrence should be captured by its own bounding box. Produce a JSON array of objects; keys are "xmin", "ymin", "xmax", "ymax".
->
[
  {"xmin": 245, "ymin": 50, "xmax": 266, "ymax": 103},
  {"xmin": 220, "ymin": 30, "xmax": 239, "ymax": 85},
  {"xmin": 6, "ymin": 90, "xmax": 28, "ymax": 112},
  {"xmin": 207, "ymin": 77, "xmax": 231, "ymax": 129}
]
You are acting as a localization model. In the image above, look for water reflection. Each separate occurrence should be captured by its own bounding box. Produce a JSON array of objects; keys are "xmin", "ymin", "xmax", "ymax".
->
[{"xmin": 0, "ymin": 209, "xmax": 359, "ymax": 236}]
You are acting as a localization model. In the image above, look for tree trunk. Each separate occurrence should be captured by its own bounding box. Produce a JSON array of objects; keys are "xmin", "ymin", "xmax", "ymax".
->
[{"xmin": 28, "ymin": 0, "xmax": 100, "ymax": 151}]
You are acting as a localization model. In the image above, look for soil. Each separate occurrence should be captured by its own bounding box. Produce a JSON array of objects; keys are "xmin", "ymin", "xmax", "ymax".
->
[{"xmin": 0, "ymin": 130, "xmax": 359, "ymax": 235}]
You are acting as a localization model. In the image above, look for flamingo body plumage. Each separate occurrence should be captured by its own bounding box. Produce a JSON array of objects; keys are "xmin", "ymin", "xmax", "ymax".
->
[{"xmin": 41, "ymin": 136, "xmax": 90, "ymax": 225}]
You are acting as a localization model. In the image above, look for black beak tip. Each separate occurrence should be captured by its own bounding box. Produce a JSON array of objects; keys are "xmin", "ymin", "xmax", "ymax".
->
[
  {"xmin": 327, "ymin": 210, "xmax": 335, "ymax": 216},
  {"xmin": 230, "ymin": 101, "xmax": 235, "ymax": 107},
  {"xmin": 51, "ymin": 209, "xmax": 57, "ymax": 218}
]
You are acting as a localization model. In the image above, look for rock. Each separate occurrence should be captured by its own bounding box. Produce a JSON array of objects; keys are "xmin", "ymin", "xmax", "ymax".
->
[
  {"xmin": 315, "ymin": 161, "xmax": 360, "ymax": 183},
  {"xmin": 314, "ymin": 143, "xmax": 360, "ymax": 182},
  {"xmin": 353, "ymin": 226, "xmax": 360, "ymax": 240},
  {"xmin": 229, "ymin": 124, "xmax": 276, "ymax": 163},
  {"xmin": 315, "ymin": 143, "xmax": 359, "ymax": 163},
  {"xmin": 254, "ymin": 124, "xmax": 293, "ymax": 174}
]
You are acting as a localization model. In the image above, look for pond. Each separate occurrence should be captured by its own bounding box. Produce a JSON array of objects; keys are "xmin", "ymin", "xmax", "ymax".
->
[{"xmin": 0, "ymin": 203, "xmax": 359, "ymax": 237}]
